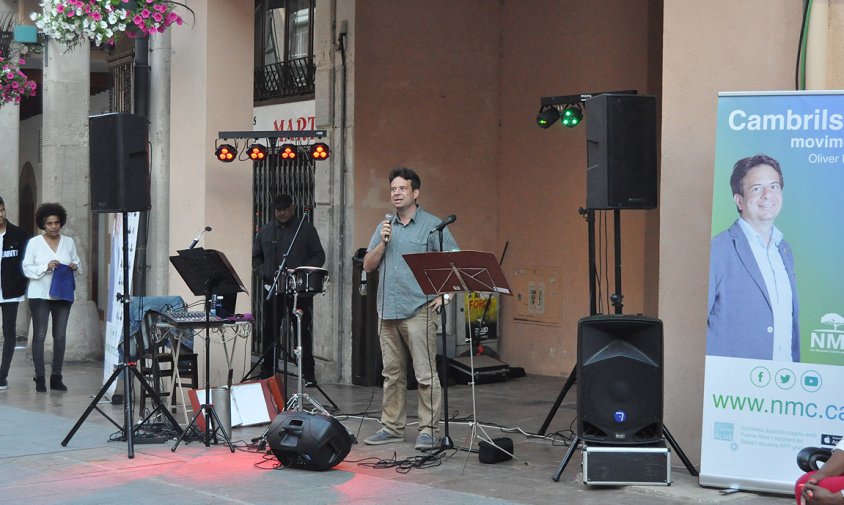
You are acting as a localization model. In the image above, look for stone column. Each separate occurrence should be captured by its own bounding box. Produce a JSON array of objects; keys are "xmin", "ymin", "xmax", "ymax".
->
[
  {"xmin": 0, "ymin": 86, "xmax": 26, "ymax": 343},
  {"xmin": 0, "ymin": 104, "xmax": 20, "ymax": 213},
  {"xmin": 148, "ymin": 31, "xmax": 172, "ymax": 295},
  {"xmin": 41, "ymin": 40, "xmax": 101, "ymax": 361}
]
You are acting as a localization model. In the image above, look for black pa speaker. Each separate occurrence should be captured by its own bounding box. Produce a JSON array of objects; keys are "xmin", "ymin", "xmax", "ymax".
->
[
  {"xmin": 577, "ymin": 314, "xmax": 663, "ymax": 444},
  {"xmin": 586, "ymin": 94, "xmax": 657, "ymax": 210},
  {"xmin": 266, "ymin": 411, "xmax": 353, "ymax": 470},
  {"xmin": 89, "ymin": 113, "xmax": 151, "ymax": 213}
]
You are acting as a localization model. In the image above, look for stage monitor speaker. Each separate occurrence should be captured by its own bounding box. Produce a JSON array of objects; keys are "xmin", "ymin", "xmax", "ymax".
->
[
  {"xmin": 89, "ymin": 112, "xmax": 151, "ymax": 213},
  {"xmin": 586, "ymin": 94, "xmax": 657, "ymax": 210},
  {"xmin": 266, "ymin": 411, "xmax": 352, "ymax": 470},
  {"xmin": 577, "ymin": 314, "xmax": 663, "ymax": 444}
]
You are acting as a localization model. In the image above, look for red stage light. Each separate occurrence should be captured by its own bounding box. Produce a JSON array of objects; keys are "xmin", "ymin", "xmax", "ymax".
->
[
  {"xmin": 309, "ymin": 143, "xmax": 330, "ymax": 160},
  {"xmin": 215, "ymin": 144, "xmax": 236, "ymax": 162},
  {"xmin": 247, "ymin": 144, "xmax": 267, "ymax": 160},
  {"xmin": 279, "ymin": 144, "xmax": 298, "ymax": 160}
]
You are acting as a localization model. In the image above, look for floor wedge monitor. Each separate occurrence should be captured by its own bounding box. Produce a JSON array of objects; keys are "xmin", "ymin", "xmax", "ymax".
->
[
  {"xmin": 577, "ymin": 314, "xmax": 663, "ymax": 444},
  {"xmin": 266, "ymin": 411, "xmax": 352, "ymax": 470}
]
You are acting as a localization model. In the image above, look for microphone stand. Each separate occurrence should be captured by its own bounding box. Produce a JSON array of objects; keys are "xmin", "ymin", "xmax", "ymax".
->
[
  {"xmin": 265, "ymin": 210, "xmax": 309, "ymax": 402},
  {"xmin": 435, "ymin": 227, "xmax": 455, "ymax": 451}
]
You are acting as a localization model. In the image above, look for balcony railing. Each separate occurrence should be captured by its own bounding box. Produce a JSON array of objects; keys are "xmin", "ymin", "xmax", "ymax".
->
[{"xmin": 254, "ymin": 55, "xmax": 315, "ymax": 101}]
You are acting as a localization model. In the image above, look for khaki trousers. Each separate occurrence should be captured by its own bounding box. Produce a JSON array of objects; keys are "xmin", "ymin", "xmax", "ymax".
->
[{"xmin": 378, "ymin": 308, "xmax": 441, "ymax": 437}]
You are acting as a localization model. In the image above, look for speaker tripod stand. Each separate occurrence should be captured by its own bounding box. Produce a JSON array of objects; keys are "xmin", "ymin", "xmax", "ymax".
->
[
  {"xmin": 62, "ymin": 211, "xmax": 181, "ymax": 458},
  {"xmin": 541, "ymin": 209, "xmax": 698, "ymax": 480}
]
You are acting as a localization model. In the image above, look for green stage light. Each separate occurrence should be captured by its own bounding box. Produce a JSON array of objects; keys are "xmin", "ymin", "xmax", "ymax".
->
[
  {"xmin": 536, "ymin": 107, "xmax": 560, "ymax": 129},
  {"xmin": 561, "ymin": 105, "xmax": 583, "ymax": 128}
]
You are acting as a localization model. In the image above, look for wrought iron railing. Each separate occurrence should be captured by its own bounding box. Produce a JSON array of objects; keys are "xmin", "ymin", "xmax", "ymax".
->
[
  {"xmin": 254, "ymin": 55, "xmax": 315, "ymax": 101},
  {"xmin": 109, "ymin": 57, "xmax": 133, "ymax": 113}
]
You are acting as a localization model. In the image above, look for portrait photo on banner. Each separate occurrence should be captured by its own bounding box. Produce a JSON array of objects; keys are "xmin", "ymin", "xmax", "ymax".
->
[{"xmin": 700, "ymin": 91, "xmax": 844, "ymax": 494}]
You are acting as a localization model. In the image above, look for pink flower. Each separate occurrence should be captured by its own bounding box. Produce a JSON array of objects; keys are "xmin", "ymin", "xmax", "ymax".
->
[
  {"xmin": 91, "ymin": 11, "xmax": 102, "ymax": 21},
  {"xmin": 56, "ymin": 4, "xmax": 65, "ymax": 12},
  {"xmin": 141, "ymin": 8, "xmax": 150, "ymax": 18},
  {"xmin": 152, "ymin": 12, "xmax": 162, "ymax": 22},
  {"xmin": 11, "ymin": 82, "xmax": 18, "ymax": 89},
  {"xmin": 133, "ymin": 14, "xmax": 142, "ymax": 25}
]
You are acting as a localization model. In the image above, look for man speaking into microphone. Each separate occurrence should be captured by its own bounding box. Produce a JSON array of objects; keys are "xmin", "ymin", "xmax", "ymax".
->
[{"xmin": 362, "ymin": 167, "xmax": 458, "ymax": 451}]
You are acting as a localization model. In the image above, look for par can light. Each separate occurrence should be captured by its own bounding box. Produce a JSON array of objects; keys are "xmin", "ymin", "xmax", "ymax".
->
[
  {"xmin": 309, "ymin": 142, "xmax": 330, "ymax": 160},
  {"xmin": 215, "ymin": 143, "xmax": 237, "ymax": 162}
]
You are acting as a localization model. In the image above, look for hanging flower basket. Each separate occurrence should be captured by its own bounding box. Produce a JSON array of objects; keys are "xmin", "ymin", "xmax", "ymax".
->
[
  {"xmin": 0, "ymin": 52, "xmax": 37, "ymax": 106},
  {"xmin": 31, "ymin": 0, "xmax": 183, "ymax": 49}
]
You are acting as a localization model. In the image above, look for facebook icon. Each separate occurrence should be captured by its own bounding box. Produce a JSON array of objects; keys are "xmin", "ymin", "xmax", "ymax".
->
[{"xmin": 614, "ymin": 410, "xmax": 627, "ymax": 423}]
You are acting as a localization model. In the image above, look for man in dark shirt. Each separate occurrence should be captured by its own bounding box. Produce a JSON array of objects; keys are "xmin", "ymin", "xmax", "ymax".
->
[
  {"xmin": 252, "ymin": 194, "xmax": 326, "ymax": 383},
  {"xmin": 0, "ymin": 196, "xmax": 29, "ymax": 390}
]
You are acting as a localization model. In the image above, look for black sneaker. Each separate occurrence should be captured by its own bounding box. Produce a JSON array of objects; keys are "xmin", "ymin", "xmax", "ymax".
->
[
  {"xmin": 0, "ymin": 377, "xmax": 7, "ymax": 390},
  {"xmin": 304, "ymin": 378, "xmax": 317, "ymax": 387}
]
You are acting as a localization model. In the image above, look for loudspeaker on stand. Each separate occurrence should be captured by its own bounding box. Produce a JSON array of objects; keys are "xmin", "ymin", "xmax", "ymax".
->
[
  {"xmin": 586, "ymin": 94, "xmax": 657, "ymax": 210},
  {"xmin": 89, "ymin": 112, "xmax": 151, "ymax": 213},
  {"xmin": 577, "ymin": 314, "xmax": 663, "ymax": 444}
]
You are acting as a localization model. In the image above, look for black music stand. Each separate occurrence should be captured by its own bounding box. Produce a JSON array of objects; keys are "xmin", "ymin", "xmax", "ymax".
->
[
  {"xmin": 169, "ymin": 248, "xmax": 247, "ymax": 452},
  {"xmin": 403, "ymin": 250, "xmax": 513, "ymax": 451}
]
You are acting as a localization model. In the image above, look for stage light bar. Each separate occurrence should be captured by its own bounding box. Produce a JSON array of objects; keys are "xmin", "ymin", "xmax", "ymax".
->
[
  {"xmin": 309, "ymin": 142, "xmax": 330, "ymax": 160},
  {"xmin": 536, "ymin": 107, "xmax": 560, "ymax": 129},
  {"xmin": 215, "ymin": 143, "xmax": 237, "ymax": 162},
  {"xmin": 279, "ymin": 143, "xmax": 298, "ymax": 160},
  {"xmin": 247, "ymin": 143, "xmax": 267, "ymax": 160},
  {"xmin": 561, "ymin": 104, "xmax": 583, "ymax": 128}
]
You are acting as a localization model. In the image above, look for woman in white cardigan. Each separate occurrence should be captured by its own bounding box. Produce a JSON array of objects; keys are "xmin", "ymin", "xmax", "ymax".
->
[{"xmin": 22, "ymin": 203, "xmax": 79, "ymax": 392}]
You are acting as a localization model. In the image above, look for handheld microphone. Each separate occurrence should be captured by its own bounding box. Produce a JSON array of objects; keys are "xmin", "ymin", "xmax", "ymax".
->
[
  {"xmin": 188, "ymin": 226, "xmax": 212, "ymax": 249},
  {"xmin": 430, "ymin": 214, "xmax": 456, "ymax": 234},
  {"xmin": 383, "ymin": 214, "xmax": 393, "ymax": 244}
]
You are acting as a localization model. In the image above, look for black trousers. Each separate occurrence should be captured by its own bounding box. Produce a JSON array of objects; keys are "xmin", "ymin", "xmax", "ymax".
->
[
  {"xmin": 262, "ymin": 293, "xmax": 314, "ymax": 380},
  {"xmin": 0, "ymin": 302, "xmax": 19, "ymax": 379}
]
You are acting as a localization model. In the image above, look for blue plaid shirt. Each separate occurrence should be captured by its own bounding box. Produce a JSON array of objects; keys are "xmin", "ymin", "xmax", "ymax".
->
[{"xmin": 367, "ymin": 206, "xmax": 459, "ymax": 320}]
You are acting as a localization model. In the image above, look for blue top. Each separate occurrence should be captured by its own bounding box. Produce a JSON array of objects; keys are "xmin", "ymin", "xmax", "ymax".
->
[{"xmin": 367, "ymin": 206, "xmax": 459, "ymax": 320}]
